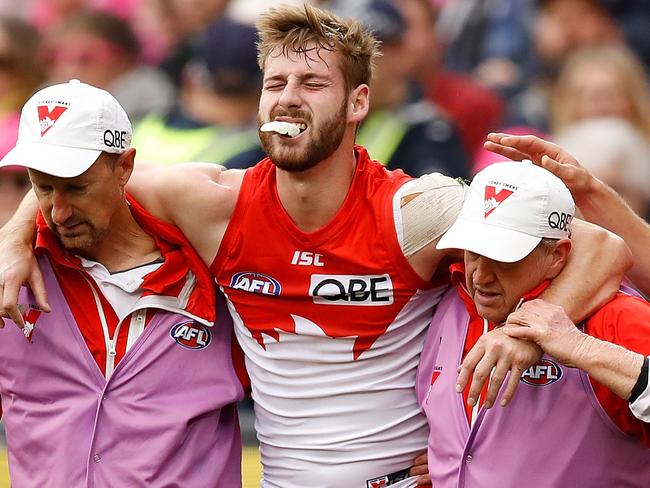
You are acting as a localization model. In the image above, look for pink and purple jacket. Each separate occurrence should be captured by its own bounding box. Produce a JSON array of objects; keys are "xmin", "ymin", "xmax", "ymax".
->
[
  {"xmin": 417, "ymin": 286, "xmax": 650, "ymax": 487},
  {"xmin": 0, "ymin": 200, "xmax": 243, "ymax": 488}
]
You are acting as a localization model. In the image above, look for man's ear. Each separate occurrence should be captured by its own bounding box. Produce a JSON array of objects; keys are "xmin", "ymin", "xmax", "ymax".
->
[
  {"xmin": 347, "ymin": 84, "xmax": 369, "ymax": 124},
  {"xmin": 545, "ymin": 238, "xmax": 572, "ymax": 280},
  {"xmin": 116, "ymin": 148, "xmax": 136, "ymax": 187}
]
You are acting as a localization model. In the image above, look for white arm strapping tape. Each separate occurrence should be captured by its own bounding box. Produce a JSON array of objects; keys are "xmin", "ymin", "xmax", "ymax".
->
[
  {"xmin": 393, "ymin": 173, "xmax": 467, "ymax": 258},
  {"xmin": 630, "ymin": 360, "xmax": 650, "ymax": 422}
]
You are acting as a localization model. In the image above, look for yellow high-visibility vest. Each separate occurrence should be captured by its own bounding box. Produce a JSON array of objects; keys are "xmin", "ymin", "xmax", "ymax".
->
[{"xmin": 132, "ymin": 114, "xmax": 260, "ymax": 165}]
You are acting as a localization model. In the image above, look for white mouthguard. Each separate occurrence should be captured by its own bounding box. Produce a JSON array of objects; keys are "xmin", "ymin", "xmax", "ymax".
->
[{"xmin": 260, "ymin": 121, "xmax": 302, "ymax": 138}]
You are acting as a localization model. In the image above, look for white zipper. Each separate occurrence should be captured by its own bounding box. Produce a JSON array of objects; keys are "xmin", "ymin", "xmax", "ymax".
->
[{"xmin": 83, "ymin": 275, "xmax": 121, "ymax": 379}]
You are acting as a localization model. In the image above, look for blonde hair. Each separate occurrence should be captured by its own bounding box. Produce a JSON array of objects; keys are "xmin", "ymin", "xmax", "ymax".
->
[
  {"xmin": 551, "ymin": 44, "xmax": 650, "ymax": 138},
  {"xmin": 256, "ymin": 4, "xmax": 381, "ymax": 92}
]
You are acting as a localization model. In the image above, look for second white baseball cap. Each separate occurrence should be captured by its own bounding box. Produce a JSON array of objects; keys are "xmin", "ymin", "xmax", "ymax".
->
[
  {"xmin": 436, "ymin": 161, "xmax": 575, "ymax": 263},
  {"xmin": 0, "ymin": 79, "xmax": 132, "ymax": 178}
]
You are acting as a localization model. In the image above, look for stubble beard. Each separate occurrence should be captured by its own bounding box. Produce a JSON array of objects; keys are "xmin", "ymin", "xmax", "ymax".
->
[
  {"xmin": 258, "ymin": 99, "xmax": 348, "ymax": 173},
  {"xmin": 53, "ymin": 220, "xmax": 105, "ymax": 254}
]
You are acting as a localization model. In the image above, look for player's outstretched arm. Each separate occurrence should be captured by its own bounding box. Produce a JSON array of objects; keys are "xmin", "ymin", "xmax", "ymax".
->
[
  {"xmin": 486, "ymin": 132, "xmax": 650, "ymax": 295},
  {"xmin": 127, "ymin": 160, "xmax": 244, "ymax": 266},
  {"xmin": 539, "ymin": 219, "xmax": 632, "ymax": 322},
  {"xmin": 0, "ymin": 190, "xmax": 49, "ymax": 328}
]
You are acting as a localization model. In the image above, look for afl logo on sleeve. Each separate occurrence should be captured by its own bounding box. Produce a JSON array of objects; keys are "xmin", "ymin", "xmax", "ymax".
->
[
  {"xmin": 520, "ymin": 358, "xmax": 563, "ymax": 386},
  {"xmin": 170, "ymin": 321, "xmax": 211, "ymax": 350},
  {"xmin": 309, "ymin": 274, "xmax": 393, "ymax": 306}
]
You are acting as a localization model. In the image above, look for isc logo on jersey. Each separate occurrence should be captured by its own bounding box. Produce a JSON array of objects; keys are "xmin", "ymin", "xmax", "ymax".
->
[
  {"xmin": 309, "ymin": 274, "xmax": 393, "ymax": 306},
  {"xmin": 520, "ymin": 358, "xmax": 563, "ymax": 386},
  {"xmin": 170, "ymin": 321, "xmax": 211, "ymax": 350},
  {"xmin": 230, "ymin": 272, "xmax": 281, "ymax": 295}
]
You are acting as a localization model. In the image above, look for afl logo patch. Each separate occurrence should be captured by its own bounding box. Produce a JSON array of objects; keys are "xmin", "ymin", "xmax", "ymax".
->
[
  {"xmin": 520, "ymin": 358, "xmax": 563, "ymax": 386},
  {"xmin": 170, "ymin": 321, "xmax": 211, "ymax": 350},
  {"xmin": 230, "ymin": 271, "xmax": 281, "ymax": 295}
]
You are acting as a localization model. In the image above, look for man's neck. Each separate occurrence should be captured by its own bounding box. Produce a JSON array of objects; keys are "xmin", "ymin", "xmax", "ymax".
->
[
  {"xmin": 275, "ymin": 137, "xmax": 358, "ymax": 233},
  {"xmin": 77, "ymin": 203, "xmax": 160, "ymax": 273}
]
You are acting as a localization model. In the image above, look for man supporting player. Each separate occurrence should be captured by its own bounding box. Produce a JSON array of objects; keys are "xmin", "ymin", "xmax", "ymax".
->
[
  {"xmin": 418, "ymin": 161, "xmax": 650, "ymax": 487},
  {"xmin": 0, "ymin": 80, "xmax": 242, "ymax": 487},
  {"xmin": 484, "ymin": 131, "xmax": 650, "ymax": 423}
]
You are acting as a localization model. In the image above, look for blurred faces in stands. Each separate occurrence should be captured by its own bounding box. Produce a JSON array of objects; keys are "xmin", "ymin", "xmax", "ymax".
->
[
  {"xmin": 535, "ymin": 0, "xmax": 622, "ymax": 75},
  {"xmin": 551, "ymin": 45, "xmax": 650, "ymax": 139},
  {"xmin": 44, "ymin": 11, "xmax": 139, "ymax": 89},
  {"xmin": 556, "ymin": 117, "xmax": 650, "ymax": 217},
  {"xmin": 0, "ymin": 168, "xmax": 30, "ymax": 227},
  {"xmin": 0, "ymin": 18, "xmax": 44, "ymax": 224}
]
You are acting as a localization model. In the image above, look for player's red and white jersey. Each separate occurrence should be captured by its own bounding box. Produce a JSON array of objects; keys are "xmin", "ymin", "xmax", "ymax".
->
[{"xmin": 212, "ymin": 147, "xmax": 446, "ymax": 488}]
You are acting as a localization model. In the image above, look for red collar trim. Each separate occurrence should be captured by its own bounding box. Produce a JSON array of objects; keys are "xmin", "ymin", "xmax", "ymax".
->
[{"xmin": 34, "ymin": 194, "xmax": 216, "ymax": 322}]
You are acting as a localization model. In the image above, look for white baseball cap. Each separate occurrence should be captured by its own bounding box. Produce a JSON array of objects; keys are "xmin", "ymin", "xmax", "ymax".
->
[
  {"xmin": 437, "ymin": 161, "xmax": 575, "ymax": 263},
  {"xmin": 0, "ymin": 79, "xmax": 132, "ymax": 178}
]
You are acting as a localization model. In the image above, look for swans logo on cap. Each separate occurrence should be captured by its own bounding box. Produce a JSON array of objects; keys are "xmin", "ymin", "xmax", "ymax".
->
[
  {"xmin": 37, "ymin": 103, "xmax": 69, "ymax": 136},
  {"xmin": 170, "ymin": 321, "xmax": 211, "ymax": 350},
  {"xmin": 484, "ymin": 184, "xmax": 515, "ymax": 218}
]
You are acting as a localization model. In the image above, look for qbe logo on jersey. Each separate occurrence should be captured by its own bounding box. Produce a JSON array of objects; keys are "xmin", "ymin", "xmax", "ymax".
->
[
  {"xmin": 309, "ymin": 274, "xmax": 393, "ymax": 306},
  {"xmin": 170, "ymin": 321, "xmax": 211, "ymax": 350}
]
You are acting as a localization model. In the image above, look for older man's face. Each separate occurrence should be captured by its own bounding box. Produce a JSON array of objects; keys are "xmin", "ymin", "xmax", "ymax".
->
[
  {"xmin": 29, "ymin": 154, "xmax": 124, "ymax": 255},
  {"xmin": 464, "ymin": 245, "xmax": 556, "ymax": 324}
]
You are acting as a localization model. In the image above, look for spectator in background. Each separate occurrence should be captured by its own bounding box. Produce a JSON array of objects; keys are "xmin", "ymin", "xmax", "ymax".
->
[
  {"xmin": 28, "ymin": 0, "xmax": 138, "ymax": 30},
  {"xmin": 550, "ymin": 45, "xmax": 650, "ymax": 139},
  {"xmin": 509, "ymin": 0, "xmax": 624, "ymax": 131},
  {"xmin": 44, "ymin": 10, "xmax": 175, "ymax": 121},
  {"xmin": 153, "ymin": 0, "xmax": 231, "ymax": 86},
  {"xmin": 436, "ymin": 0, "xmax": 537, "ymax": 99},
  {"xmin": 0, "ymin": 17, "xmax": 45, "ymax": 226},
  {"xmin": 334, "ymin": 0, "xmax": 469, "ymax": 178},
  {"xmin": 0, "ymin": 168, "xmax": 31, "ymax": 226},
  {"xmin": 555, "ymin": 118, "xmax": 650, "ymax": 218},
  {"xmin": 133, "ymin": 17, "xmax": 264, "ymax": 168},
  {"xmin": 397, "ymin": 0, "xmax": 504, "ymax": 157}
]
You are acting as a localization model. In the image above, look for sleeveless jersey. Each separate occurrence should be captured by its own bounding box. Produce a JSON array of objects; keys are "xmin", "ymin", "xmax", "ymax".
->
[{"xmin": 212, "ymin": 146, "xmax": 447, "ymax": 487}]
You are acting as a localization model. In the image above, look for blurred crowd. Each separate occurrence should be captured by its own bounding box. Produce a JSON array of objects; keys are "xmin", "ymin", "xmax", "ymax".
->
[{"xmin": 1, "ymin": 0, "xmax": 650, "ymax": 224}]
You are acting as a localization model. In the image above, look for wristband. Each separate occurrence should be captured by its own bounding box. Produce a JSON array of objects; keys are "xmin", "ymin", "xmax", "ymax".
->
[{"xmin": 629, "ymin": 356, "xmax": 649, "ymax": 402}]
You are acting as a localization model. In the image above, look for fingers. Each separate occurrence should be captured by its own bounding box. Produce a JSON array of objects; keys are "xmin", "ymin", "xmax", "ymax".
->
[
  {"xmin": 483, "ymin": 141, "xmax": 528, "ymax": 162},
  {"xmin": 1, "ymin": 272, "xmax": 24, "ymax": 328},
  {"xmin": 500, "ymin": 326, "xmax": 535, "ymax": 341},
  {"xmin": 456, "ymin": 343, "xmax": 485, "ymax": 397},
  {"xmin": 465, "ymin": 351, "xmax": 497, "ymax": 408},
  {"xmin": 411, "ymin": 451, "xmax": 428, "ymax": 468},
  {"xmin": 416, "ymin": 475, "xmax": 432, "ymax": 487},
  {"xmin": 410, "ymin": 464, "xmax": 428, "ymax": 476},
  {"xmin": 499, "ymin": 367, "xmax": 524, "ymax": 407},
  {"xmin": 482, "ymin": 358, "xmax": 510, "ymax": 409},
  {"xmin": 28, "ymin": 267, "xmax": 50, "ymax": 313}
]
